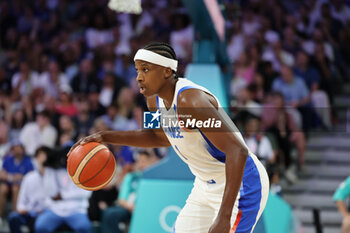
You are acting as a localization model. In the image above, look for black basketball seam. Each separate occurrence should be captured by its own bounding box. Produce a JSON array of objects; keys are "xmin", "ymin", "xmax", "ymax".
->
[
  {"xmin": 79, "ymin": 150, "xmax": 114, "ymax": 186},
  {"xmin": 68, "ymin": 144, "xmax": 99, "ymax": 177}
]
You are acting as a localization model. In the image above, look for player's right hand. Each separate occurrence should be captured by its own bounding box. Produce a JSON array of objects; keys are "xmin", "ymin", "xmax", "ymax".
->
[{"xmin": 67, "ymin": 132, "xmax": 104, "ymax": 157}]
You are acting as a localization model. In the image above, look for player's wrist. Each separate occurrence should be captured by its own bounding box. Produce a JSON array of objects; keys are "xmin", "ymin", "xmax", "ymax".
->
[
  {"xmin": 216, "ymin": 210, "xmax": 232, "ymax": 220},
  {"xmin": 98, "ymin": 131, "xmax": 107, "ymax": 143}
]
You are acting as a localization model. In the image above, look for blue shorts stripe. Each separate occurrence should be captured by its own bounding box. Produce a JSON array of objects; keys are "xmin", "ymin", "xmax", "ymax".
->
[{"xmin": 235, "ymin": 156, "xmax": 262, "ymax": 232}]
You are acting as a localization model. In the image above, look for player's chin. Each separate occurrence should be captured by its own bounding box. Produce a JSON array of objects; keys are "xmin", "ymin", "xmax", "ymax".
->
[{"xmin": 140, "ymin": 88, "xmax": 153, "ymax": 97}]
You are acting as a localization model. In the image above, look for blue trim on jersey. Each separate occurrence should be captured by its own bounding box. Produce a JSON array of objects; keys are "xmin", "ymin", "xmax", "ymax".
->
[
  {"xmin": 198, "ymin": 130, "xmax": 226, "ymax": 163},
  {"xmin": 156, "ymin": 96, "xmax": 159, "ymax": 109},
  {"xmin": 174, "ymin": 145, "xmax": 188, "ymax": 160},
  {"xmin": 236, "ymin": 156, "xmax": 262, "ymax": 232},
  {"xmin": 176, "ymin": 86, "xmax": 196, "ymax": 104}
]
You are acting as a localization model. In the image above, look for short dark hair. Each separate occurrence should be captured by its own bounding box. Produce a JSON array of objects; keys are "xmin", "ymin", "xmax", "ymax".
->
[
  {"xmin": 37, "ymin": 110, "xmax": 51, "ymax": 119},
  {"xmin": 34, "ymin": 146, "xmax": 51, "ymax": 158},
  {"xmin": 143, "ymin": 42, "xmax": 178, "ymax": 78}
]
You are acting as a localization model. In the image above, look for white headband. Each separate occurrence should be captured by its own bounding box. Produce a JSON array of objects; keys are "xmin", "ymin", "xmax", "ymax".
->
[{"xmin": 134, "ymin": 49, "xmax": 178, "ymax": 72}]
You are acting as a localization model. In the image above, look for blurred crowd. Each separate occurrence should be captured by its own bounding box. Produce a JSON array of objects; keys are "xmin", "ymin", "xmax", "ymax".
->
[
  {"xmin": 0, "ymin": 0, "xmax": 349, "ymax": 232},
  {"xmin": 227, "ymin": 0, "xmax": 349, "ymax": 193}
]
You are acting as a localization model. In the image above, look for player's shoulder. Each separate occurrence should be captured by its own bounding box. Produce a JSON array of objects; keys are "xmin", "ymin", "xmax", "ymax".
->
[
  {"xmin": 177, "ymin": 80, "xmax": 219, "ymax": 110},
  {"xmin": 177, "ymin": 88, "xmax": 210, "ymax": 108}
]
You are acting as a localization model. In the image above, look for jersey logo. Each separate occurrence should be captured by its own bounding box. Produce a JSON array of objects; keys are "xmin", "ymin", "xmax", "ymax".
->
[
  {"xmin": 164, "ymin": 126, "xmax": 183, "ymax": 139},
  {"xmin": 207, "ymin": 179, "xmax": 216, "ymax": 184},
  {"xmin": 143, "ymin": 110, "xmax": 161, "ymax": 129}
]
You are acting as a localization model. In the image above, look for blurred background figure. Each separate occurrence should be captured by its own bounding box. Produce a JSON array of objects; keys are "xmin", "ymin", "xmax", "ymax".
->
[
  {"xmin": 244, "ymin": 116, "xmax": 281, "ymax": 195},
  {"xmin": 19, "ymin": 110, "xmax": 57, "ymax": 156},
  {"xmin": 333, "ymin": 176, "xmax": 350, "ymax": 233},
  {"xmin": 34, "ymin": 148, "xmax": 91, "ymax": 233},
  {"xmin": 7, "ymin": 146, "xmax": 52, "ymax": 233},
  {"xmin": 0, "ymin": 0, "xmax": 347, "ymax": 231},
  {"xmin": 100, "ymin": 150, "xmax": 159, "ymax": 233},
  {"xmin": 0, "ymin": 140, "xmax": 33, "ymax": 225}
]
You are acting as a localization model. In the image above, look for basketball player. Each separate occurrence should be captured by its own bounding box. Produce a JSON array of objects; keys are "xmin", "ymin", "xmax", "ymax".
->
[{"xmin": 69, "ymin": 42, "xmax": 269, "ymax": 233}]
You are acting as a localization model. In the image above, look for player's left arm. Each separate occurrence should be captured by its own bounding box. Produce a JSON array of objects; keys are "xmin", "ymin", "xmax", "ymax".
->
[{"xmin": 177, "ymin": 89, "xmax": 248, "ymax": 233}]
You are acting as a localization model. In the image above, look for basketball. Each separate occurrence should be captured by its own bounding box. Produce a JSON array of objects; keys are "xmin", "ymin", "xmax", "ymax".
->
[{"xmin": 67, "ymin": 142, "xmax": 116, "ymax": 191}]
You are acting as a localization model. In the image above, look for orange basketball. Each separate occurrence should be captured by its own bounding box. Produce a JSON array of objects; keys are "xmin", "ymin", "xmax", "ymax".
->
[{"xmin": 67, "ymin": 142, "xmax": 116, "ymax": 191}]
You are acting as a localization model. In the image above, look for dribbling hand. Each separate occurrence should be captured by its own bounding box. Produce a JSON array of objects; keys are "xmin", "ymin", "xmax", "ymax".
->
[
  {"xmin": 208, "ymin": 217, "xmax": 231, "ymax": 233},
  {"xmin": 67, "ymin": 132, "xmax": 104, "ymax": 157}
]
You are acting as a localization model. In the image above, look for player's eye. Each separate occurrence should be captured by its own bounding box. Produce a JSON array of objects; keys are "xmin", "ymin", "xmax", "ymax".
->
[{"xmin": 143, "ymin": 68, "xmax": 149, "ymax": 72}]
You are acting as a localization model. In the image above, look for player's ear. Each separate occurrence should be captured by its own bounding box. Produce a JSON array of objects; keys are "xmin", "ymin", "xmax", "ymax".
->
[{"xmin": 164, "ymin": 67, "xmax": 173, "ymax": 79}]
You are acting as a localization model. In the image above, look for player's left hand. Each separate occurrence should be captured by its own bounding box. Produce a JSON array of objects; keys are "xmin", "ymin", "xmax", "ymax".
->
[{"xmin": 208, "ymin": 217, "xmax": 231, "ymax": 233}]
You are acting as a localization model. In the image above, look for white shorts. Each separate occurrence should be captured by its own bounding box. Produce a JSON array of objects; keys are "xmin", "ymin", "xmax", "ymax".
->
[{"xmin": 174, "ymin": 156, "xmax": 269, "ymax": 233}]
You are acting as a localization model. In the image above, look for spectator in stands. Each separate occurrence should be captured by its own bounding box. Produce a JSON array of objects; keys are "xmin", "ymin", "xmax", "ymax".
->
[
  {"xmin": 99, "ymin": 72, "xmax": 126, "ymax": 108},
  {"xmin": 244, "ymin": 116, "xmax": 276, "ymax": 169},
  {"xmin": 57, "ymin": 115, "xmax": 76, "ymax": 146},
  {"xmin": 85, "ymin": 14, "xmax": 113, "ymax": 49},
  {"xmin": 294, "ymin": 50, "xmax": 331, "ymax": 128},
  {"xmin": 11, "ymin": 61, "xmax": 40, "ymax": 101},
  {"xmin": 70, "ymin": 58, "xmax": 101, "ymax": 96},
  {"xmin": 333, "ymin": 176, "xmax": 350, "ymax": 233},
  {"xmin": 0, "ymin": 68, "xmax": 11, "ymax": 95},
  {"xmin": 232, "ymin": 87, "xmax": 262, "ymax": 130},
  {"xmin": 114, "ymin": 52, "xmax": 138, "ymax": 86},
  {"xmin": 9, "ymin": 107, "xmax": 27, "ymax": 141},
  {"xmin": 170, "ymin": 14, "xmax": 193, "ymax": 62},
  {"xmin": 312, "ymin": 40, "xmax": 337, "ymax": 104},
  {"xmin": 257, "ymin": 61, "xmax": 279, "ymax": 94},
  {"xmin": 0, "ymin": 120, "xmax": 10, "ymax": 159},
  {"xmin": 34, "ymin": 152, "xmax": 91, "ymax": 233},
  {"xmin": 37, "ymin": 60, "xmax": 69, "ymax": 100},
  {"xmin": 294, "ymin": 50, "xmax": 321, "ymax": 92},
  {"xmin": 88, "ymin": 91, "xmax": 106, "ymax": 118},
  {"xmin": 113, "ymin": 87, "xmax": 138, "ymax": 131},
  {"xmin": 233, "ymin": 51, "xmax": 256, "ymax": 85},
  {"xmin": 100, "ymin": 150, "xmax": 159, "ymax": 233},
  {"xmin": 227, "ymin": 19, "xmax": 244, "ymax": 63},
  {"xmin": 19, "ymin": 110, "xmax": 57, "ymax": 156},
  {"xmin": 244, "ymin": 115, "xmax": 282, "ymax": 193},
  {"xmin": 73, "ymin": 100, "xmax": 95, "ymax": 139},
  {"xmin": 272, "ymin": 64, "xmax": 318, "ymax": 132},
  {"xmin": 262, "ymin": 37, "xmax": 295, "ymax": 72},
  {"xmin": 0, "ymin": 140, "xmax": 33, "ymax": 222},
  {"xmin": 282, "ymin": 26, "xmax": 300, "ymax": 56},
  {"xmin": 261, "ymin": 92, "xmax": 306, "ymax": 171},
  {"xmin": 251, "ymin": 73, "xmax": 266, "ymax": 103},
  {"xmin": 55, "ymin": 86, "xmax": 78, "ymax": 117},
  {"xmin": 8, "ymin": 146, "xmax": 53, "ymax": 233}
]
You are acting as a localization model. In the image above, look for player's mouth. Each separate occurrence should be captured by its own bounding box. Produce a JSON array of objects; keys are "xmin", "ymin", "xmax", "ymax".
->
[{"xmin": 138, "ymin": 85, "xmax": 146, "ymax": 94}]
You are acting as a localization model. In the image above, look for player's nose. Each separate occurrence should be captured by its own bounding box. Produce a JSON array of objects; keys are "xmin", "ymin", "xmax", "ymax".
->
[{"xmin": 136, "ymin": 73, "xmax": 143, "ymax": 82}]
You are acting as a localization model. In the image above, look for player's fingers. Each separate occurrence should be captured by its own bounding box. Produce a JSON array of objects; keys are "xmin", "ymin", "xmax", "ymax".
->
[
  {"xmin": 82, "ymin": 134, "xmax": 102, "ymax": 144},
  {"xmin": 67, "ymin": 138, "xmax": 84, "ymax": 157}
]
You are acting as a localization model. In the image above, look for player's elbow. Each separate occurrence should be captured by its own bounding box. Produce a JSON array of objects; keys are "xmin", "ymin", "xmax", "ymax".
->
[
  {"xmin": 223, "ymin": 144, "xmax": 248, "ymax": 159},
  {"xmin": 238, "ymin": 147, "xmax": 249, "ymax": 159}
]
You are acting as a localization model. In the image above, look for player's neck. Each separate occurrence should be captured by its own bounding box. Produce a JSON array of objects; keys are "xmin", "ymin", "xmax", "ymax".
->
[{"xmin": 158, "ymin": 78, "xmax": 178, "ymax": 109}]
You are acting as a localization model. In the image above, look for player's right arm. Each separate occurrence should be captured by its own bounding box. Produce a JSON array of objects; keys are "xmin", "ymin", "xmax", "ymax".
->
[{"xmin": 68, "ymin": 96, "xmax": 170, "ymax": 155}]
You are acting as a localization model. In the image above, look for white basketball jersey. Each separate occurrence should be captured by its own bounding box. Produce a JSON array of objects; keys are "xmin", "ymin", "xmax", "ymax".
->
[{"xmin": 156, "ymin": 78, "xmax": 257, "ymax": 182}]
